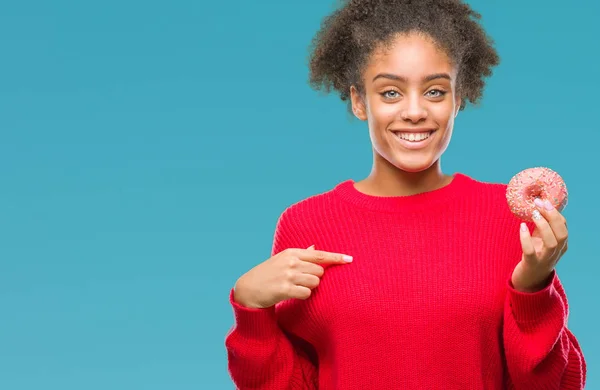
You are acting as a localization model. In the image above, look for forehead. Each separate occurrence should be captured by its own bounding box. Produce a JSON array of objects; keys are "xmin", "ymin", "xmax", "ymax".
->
[{"xmin": 365, "ymin": 33, "xmax": 456, "ymax": 79}]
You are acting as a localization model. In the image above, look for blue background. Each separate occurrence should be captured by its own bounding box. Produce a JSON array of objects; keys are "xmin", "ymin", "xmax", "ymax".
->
[{"xmin": 0, "ymin": 0, "xmax": 597, "ymax": 388}]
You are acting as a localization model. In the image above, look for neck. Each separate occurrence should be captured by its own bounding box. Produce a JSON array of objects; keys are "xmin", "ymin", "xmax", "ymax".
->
[{"xmin": 354, "ymin": 156, "xmax": 453, "ymax": 197}]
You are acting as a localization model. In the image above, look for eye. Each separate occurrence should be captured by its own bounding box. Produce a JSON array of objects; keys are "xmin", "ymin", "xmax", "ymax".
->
[
  {"xmin": 426, "ymin": 89, "xmax": 447, "ymax": 98},
  {"xmin": 381, "ymin": 90, "xmax": 401, "ymax": 100}
]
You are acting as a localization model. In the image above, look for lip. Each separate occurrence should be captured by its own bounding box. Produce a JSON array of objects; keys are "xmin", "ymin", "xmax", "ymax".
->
[
  {"xmin": 391, "ymin": 128, "xmax": 436, "ymax": 133},
  {"xmin": 391, "ymin": 129, "xmax": 437, "ymax": 150}
]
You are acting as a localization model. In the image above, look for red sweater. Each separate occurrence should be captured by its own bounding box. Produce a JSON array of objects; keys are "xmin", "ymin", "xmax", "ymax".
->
[{"xmin": 225, "ymin": 173, "xmax": 586, "ymax": 389}]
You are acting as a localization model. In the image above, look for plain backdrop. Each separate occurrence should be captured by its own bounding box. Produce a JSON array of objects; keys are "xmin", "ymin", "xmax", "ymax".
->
[{"xmin": 0, "ymin": 0, "xmax": 598, "ymax": 389}]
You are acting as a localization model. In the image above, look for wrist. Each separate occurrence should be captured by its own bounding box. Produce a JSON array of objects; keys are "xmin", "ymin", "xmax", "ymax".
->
[
  {"xmin": 512, "ymin": 268, "xmax": 554, "ymax": 293},
  {"xmin": 233, "ymin": 277, "xmax": 263, "ymax": 309}
]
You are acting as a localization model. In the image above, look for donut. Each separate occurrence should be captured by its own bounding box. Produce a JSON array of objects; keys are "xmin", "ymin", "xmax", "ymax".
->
[{"xmin": 506, "ymin": 167, "xmax": 568, "ymax": 221}]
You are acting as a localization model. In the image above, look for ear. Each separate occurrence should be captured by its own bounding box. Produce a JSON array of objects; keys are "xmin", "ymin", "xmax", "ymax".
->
[
  {"xmin": 350, "ymin": 86, "xmax": 368, "ymax": 121},
  {"xmin": 454, "ymin": 96, "xmax": 462, "ymax": 118}
]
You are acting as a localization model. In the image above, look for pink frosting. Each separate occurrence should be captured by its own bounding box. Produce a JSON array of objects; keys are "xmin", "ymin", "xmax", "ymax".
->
[{"xmin": 506, "ymin": 167, "xmax": 568, "ymax": 221}]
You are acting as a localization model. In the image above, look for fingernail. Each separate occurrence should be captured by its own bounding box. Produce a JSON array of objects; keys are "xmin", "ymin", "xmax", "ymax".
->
[
  {"xmin": 534, "ymin": 198, "xmax": 544, "ymax": 208},
  {"xmin": 532, "ymin": 210, "xmax": 542, "ymax": 220},
  {"xmin": 520, "ymin": 222, "xmax": 528, "ymax": 232},
  {"xmin": 343, "ymin": 255, "xmax": 353, "ymax": 263},
  {"xmin": 544, "ymin": 199, "xmax": 554, "ymax": 211}
]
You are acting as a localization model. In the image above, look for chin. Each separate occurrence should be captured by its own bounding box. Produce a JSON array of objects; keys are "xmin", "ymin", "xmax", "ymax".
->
[{"xmin": 392, "ymin": 156, "xmax": 436, "ymax": 173}]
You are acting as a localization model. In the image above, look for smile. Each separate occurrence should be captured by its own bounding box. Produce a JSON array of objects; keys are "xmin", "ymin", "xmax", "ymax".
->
[{"xmin": 391, "ymin": 130, "xmax": 437, "ymax": 150}]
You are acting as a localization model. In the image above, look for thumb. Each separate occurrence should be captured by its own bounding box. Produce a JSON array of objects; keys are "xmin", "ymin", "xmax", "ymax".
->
[{"xmin": 307, "ymin": 245, "xmax": 315, "ymax": 250}]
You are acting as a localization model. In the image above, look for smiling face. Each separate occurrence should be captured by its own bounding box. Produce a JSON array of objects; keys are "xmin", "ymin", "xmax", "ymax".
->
[{"xmin": 350, "ymin": 32, "xmax": 462, "ymax": 174}]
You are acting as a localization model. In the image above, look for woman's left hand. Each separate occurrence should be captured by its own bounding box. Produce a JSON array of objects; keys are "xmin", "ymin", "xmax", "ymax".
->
[{"xmin": 511, "ymin": 198, "xmax": 569, "ymax": 293}]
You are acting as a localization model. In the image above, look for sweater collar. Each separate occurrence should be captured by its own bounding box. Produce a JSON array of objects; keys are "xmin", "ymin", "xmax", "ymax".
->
[{"xmin": 333, "ymin": 173, "xmax": 474, "ymax": 213}]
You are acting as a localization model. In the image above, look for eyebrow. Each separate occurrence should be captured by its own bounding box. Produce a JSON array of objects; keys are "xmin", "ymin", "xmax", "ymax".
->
[{"xmin": 372, "ymin": 73, "xmax": 452, "ymax": 83}]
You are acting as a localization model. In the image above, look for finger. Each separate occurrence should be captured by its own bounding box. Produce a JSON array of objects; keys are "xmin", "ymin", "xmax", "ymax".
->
[
  {"xmin": 307, "ymin": 245, "xmax": 315, "ymax": 250},
  {"xmin": 296, "ymin": 261, "xmax": 325, "ymax": 277},
  {"xmin": 292, "ymin": 273, "xmax": 321, "ymax": 289},
  {"xmin": 520, "ymin": 222, "xmax": 537, "ymax": 264},
  {"xmin": 560, "ymin": 241, "xmax": 568, "ymax": 256},
  {"xmin": 536, "ymin": 199, "xmax": 569, "ymax": 243},
  {"xmin": 293, "ymin": 249, "xmax": 353, "ymax": 264},
  {"xmin": 531, "ymin": 208, "xmax": 559, "ymax": 258},
  {"xmin": 288, "ymin": 285, "xmax": 312, "ymax": 300}
]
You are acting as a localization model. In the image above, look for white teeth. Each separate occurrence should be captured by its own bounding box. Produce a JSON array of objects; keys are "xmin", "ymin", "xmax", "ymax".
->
[{"xmin": 397, "ymin": 132, "xmax": 432, "ymax": 142}]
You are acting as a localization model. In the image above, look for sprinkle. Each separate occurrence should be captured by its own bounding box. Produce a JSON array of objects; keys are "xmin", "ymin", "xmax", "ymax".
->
[{"xmin": 506, "ymin": 167, "xmax": 568, "ymax": 222}]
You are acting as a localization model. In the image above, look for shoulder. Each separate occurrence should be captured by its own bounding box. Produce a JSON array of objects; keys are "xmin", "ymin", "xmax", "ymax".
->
[
  {"xmin": 460, "ymin": 173, "xmax": 523, "ymax": 223},
  {"xmin": 270, "ymin": 181, "xmax": 348, "ymax": 254},
  {"xmin": 276, "ymin": 181, "xmax": 347, "ymax": 226},
  {"xmin": 463, "ymin": 174, "xmax": 508, "ymax": 198}
]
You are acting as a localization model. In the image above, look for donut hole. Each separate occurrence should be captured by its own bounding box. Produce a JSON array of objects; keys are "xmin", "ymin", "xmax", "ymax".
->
[{"xmin": 524, "ymin": 184, "xmax": 544, "ymax": 202}]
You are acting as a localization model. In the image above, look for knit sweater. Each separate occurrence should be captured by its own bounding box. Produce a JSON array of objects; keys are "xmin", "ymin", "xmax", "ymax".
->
[{"xmin": 225, "ymin": 173, "xmax": 586, "ymax": 389}]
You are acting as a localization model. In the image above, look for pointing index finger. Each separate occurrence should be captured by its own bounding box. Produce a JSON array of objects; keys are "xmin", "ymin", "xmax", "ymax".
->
[{"xmin": 295, "ymin": 249, "xmax": 353, "ymax": 264}]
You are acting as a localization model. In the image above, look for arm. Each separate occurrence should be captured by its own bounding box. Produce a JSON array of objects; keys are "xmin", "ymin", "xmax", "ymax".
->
[
  {"xmin": 503, "ymin": 271, "xmax": 586, "ymax": 389},
  {"xmin": 225, "ymin": 290, "xmax": 318, "ymax": 390},
  {"xmin": 225, "ymin": 209, "xmax": 318, "ymax": 390}
]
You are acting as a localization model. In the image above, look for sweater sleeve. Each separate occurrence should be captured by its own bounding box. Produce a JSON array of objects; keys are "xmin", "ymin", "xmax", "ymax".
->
[
  {"xmin": 225, "ymin": 208, "xmax": 318, "ymax": 390},
  {"xmin": 503, "ymin": 270, "xmax": 587, "ymax": 389}
]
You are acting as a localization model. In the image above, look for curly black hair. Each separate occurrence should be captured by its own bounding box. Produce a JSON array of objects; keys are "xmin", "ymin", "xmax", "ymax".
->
[{"xmin": 308, "ymin": 0, "xmax": 500, "ymax": 112}]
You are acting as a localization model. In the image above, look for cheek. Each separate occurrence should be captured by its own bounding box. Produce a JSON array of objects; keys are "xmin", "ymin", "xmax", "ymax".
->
[
  {"xmin": 430, "ymin": 103, "xmax": 455, "ymax": 127},
  {"xmin": 368, "ymin": 100, "xmax": 397, "ymax": 128}
]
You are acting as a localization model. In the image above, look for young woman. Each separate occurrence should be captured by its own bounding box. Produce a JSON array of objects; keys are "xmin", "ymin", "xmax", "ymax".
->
[{"xmin": 225, "ymin": 0, "xmax": 586, "ymax": 388}]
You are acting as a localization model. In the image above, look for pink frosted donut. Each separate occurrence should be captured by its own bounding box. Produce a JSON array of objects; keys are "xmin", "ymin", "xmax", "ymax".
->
[{"xmin": 506, "ymin": 167, "xmax": 568, "ymax": 221}]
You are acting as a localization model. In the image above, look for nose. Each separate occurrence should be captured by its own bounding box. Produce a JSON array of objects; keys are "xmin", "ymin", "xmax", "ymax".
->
[{"xmin": 400, "ymin": 95, "xmax": 428, "ymax": 123}]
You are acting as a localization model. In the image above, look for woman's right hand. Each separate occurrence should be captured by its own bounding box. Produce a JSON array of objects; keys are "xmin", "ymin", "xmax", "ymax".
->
[{"xmin": 233, "ymin": 246, "xmax": 353, "ymax": 309}]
